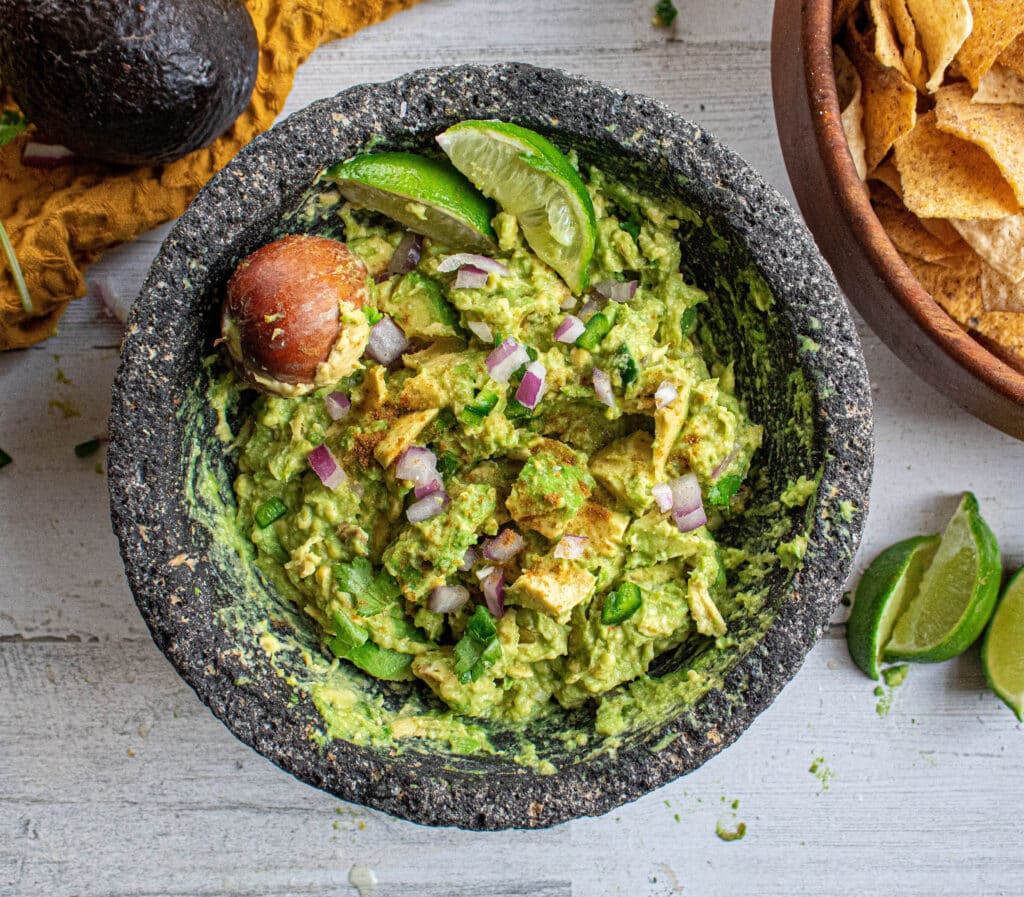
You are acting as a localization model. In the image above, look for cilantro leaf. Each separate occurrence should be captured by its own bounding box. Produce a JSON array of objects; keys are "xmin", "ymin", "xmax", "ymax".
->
[
  {"xmin": 0, "ymin": 110, "xmax": 29, "ymax": 148},
  {"xmin": 653, "ymin": 0, "xmax": 678, "ymax": 27},
  {"xmin": 707, "ymin": 475, "xmax": 743, "ymax": 507}
]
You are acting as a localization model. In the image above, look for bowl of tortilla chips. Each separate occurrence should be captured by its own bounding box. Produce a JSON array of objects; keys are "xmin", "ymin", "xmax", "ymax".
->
[{"xmin": 772, "ymin": 0, "xmax": 1024, "ymax": 439}]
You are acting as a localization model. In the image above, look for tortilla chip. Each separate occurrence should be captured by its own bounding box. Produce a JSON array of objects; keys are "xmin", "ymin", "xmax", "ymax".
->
[
  {"xmin": 956, "ymin": 1, "xmax": 1024, "ymax": 87},
  {"xmin": 869, "ymin": 159, "xmax": 904, "ymax": 196},
  {"xmin": 894, "ymin": 111, "xmax": 1020, "ymax": 218},
  {"xmin": 922, "ymin": 217, "xmax": 970, "ymax": 246},
  {"xmin": 845, "ymin": 27, "xmax": 919, "ymax": 171},
  {"xmin": 950, "ymin": 215, "xmax": 1024, "ymax": 281},
  {"xmin": 974, "ymin": 63, "xmax": 1024, "ymax": 104},
  {"xmin": 886, "ymin": 0, "xmax": 929, "ymax": 90},
  {"xmin": 833, "ymin": 0, "xmax": 863, "ymax": 36},
  {"xmin": 876, "ymin": 203, "xmax": 972, "ymax": 260},
  {"xmin": 980, "ymin": 260, "xmax": 1024, "ymax": 310},
  {"xmin": 935, "ymin": 83, "xmax": 1024, "ymax": 205},
  {"xmin": 835, "ymin": 45, "xmax": 869, "ymax": 180},
  {"xmin": 906, "ymin": 0, "xmax": 974, "ymax": 92},
  {"xmin": 903, "ymin": 252, "xmax": 985, "ymax": 323},
  {"xmin": 869, "ymin": 179, "xmax": 903, "ymax": 209},
  {"xmin": 996, "ymin": 30, "xmax": 1024, "ymax": 76},
  {"xmin": 972, "ymin": 311, "xmax": 1024, "ymax": 371},
  {"xmin": 870, "ymin": 0, "xmax": 911, "ymax": 79}
]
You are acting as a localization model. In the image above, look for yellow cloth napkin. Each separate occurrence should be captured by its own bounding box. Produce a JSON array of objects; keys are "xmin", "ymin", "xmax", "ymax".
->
[{"xmin": 0, "ymin": 0, "xmax": 421, "ymax": 350}]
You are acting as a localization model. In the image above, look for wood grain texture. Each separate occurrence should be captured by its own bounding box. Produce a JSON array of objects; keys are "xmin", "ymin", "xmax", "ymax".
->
[{"xmin": 2, "ymin": 0, "xmax": 1023, "ymax": 894}]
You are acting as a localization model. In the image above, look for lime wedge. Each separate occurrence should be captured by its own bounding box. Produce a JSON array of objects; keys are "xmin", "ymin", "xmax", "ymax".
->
[
  {"xmin": 435, "ymin": 120, "xmax": 597, "ymax": 294},
  {"xmin": 885, "ymin": 493, "xmax": 1002, "ymax": 663},
  {"xmin": 324, "ymin": 151, "xmax": 497, "ymax": 252},
  {"xmin": 982, "ymin": 568, "xmax": 1024, "ymax": 721},
  {"xmin": 846, "ymin": 534, "xmax": 940, "ymax": 679}
]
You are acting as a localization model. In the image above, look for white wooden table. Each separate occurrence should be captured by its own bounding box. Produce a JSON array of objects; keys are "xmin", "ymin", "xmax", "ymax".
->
[{"xmin": 3, "ymin": 2, "xmax": 1023, "ymax": 894}]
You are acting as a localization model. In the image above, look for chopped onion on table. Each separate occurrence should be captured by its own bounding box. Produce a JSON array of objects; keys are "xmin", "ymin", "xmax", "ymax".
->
[
  {"xmin": 673, "ymin": 505, "xmax": 708, "ymax": 533},
  {"xmin": 651, "ymin": 482, "xmax": 674, "ymax": 513},
  {"xmin": 467, "ymin": 320, "xmax": 493, "ymax": 343},
  {"xmin": 654, "ymin": 381, "xmax": 678, "ymax": 410},
  {"xmin": 454, "ymin": 265, "xmax": 490, "ymax": 290},
  {"xmin": 554, "ymin": 315, "xmax": 585, "ymax": 344},
  {"xmin": 406, "ymin": 490, "xmax": 449, "ymax": 523},
  {"xmin": 21, "ymin": 142, "xmax": 77, "ymax": 168},
  {"xmin": 366, "ymin": 315, "xmax": 409, "ymax": 365},
  {"xmin": 308, "ymin": 445, "xmax": 347, "ymax": 490},
  {"xmin": 437, "ymin": 253, "xmax": 510, "ymax": 276},
  {"xmin": 669, "ymin": 472, "xmax": 702, "ymax": 515},
  {"xmin": 395, "ymin": 445, "xmax": 438, "ymax": 486},
  {"xmin": 460, "ymin": 546, "xmax": 480, "ymax": 572},
  {"xmin": 515, "ymin": 361, "xmax": 547, "ymax": 409},
  {"xmin": 593, "ymin": 279, "xmax": 638, "ymax": 303},
  {"xmin": 486, "ymin": 338, "xmax": 530, "ymax": 383},
  {"xmin": 324, "ymin": 391, "xmax": 351, "ymax": 420},
  {"xmin": 428, "ymin": 584, "xmax": 470, "ymax": 613},
  {"xmin": 483, "ymin": 529, "xmax": 526, "ymax": 562},
  {"xmin": 553, "ymin": 534, "xmax": 588, "ymax": 560},
  {"xmin": 386, "ymin": 232, "xmax": 423, "ymax": 276},
  {"xmin": 481, "ymin": 567, "xmax": 505, "ymax": 617},
  {"xmin": 592, "ymin": 367, "xmax": 615, "ymax": 407}
]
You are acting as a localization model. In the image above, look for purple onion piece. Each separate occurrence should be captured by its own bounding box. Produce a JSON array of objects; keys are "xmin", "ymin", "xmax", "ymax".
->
[
  {"xmin": 406, "ymin": 490, "xmax": 449, "ymax": 523},
  {"xmin": 436, "ymin": 253, "xmax": 510, "ymax": 276},
  {"xmin": 454, "ymin": 265, "xmax": 490, "ymax": 290},
  {"xmin": 428, "ymin": 584, "xmax": 470, "ymax": 614},
  {"xmin": 386, "ymin": 232, "xmax": 423, "ymax": 276},
  {"xmin": 554, "ymin": 315, "xmax": 585, "ymax": 344},
  {"xmin": 366, "ymin": 315, "xmax": 409, "ymax": 365},
  {"xmin": 711, "ymin": 444, "xmax": 740, "ymax": 480},
  {"xmin": 486, "ymin": 338, "xmax": 530, "ymax": 383},
  {"xmin": 324, "ymin": 391, "xmax": 351, "ymax": 421},
  {"xmin": 553, "ymin": 534, "xmax": 588, "ymax": 560},
  {"xmin": 21, "ymin": 141, "xmax": 78, "ymax": 168},
  {"xmin": 395, "ymin": 445, "xmax": 438, "ymax": 485},
  {"xmin": 669, "ymin": 473, "xmax": 702, "ymax": 515},
  {"xmin": 413, "ymin": 479, "xmax": 443, "ymax": 499},
  {"xmin": 514, "ymin": 362, "xmax": 547, "ymax": 410},
  {"xmin": 308, "ymin": 444, "xmax": 346, "ymax": 490},
  {"xmin": 560, "ymin": 294, "xmax": 578, "ymax": 311},
  {"xmin": 593, "ymin": 279, "xmax": 638, "ymax": 302},
  {"xmin": 673, "ymin": 505, "xmax": 708, "ymax": 533},
  {"xmin": 483, "ymin": 529, "xmax": 526, "ymax": 563},
  {"xmin": 592, "ymin": 367, "xmax": 615, "ymax": 407},
  {"xmin": 466, "ymin": 320, "xmax": 493, "ymax": 343},
  {"xmin": 654, "ymin": 381, "xmax": 678, "ymax": 410},
  {"xmin": 460, "ymin": 546, "xmax": 480, "ymax": 572},
  {"xmin": 651, "ymin": 482, "xmax": 674, "ymax": 513},
  {"xmin": 578, "ymin": 298, "xmax": 600, "ymax": 319},
  {"xmin": 481, "ymin": 567, "xmax": 505, "ymax": 618}
]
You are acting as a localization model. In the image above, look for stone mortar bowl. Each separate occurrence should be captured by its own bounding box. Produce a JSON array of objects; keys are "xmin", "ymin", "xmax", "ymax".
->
[{"xmin": 109, "ymin": 63, "xmax": 873, "ymax": 830}]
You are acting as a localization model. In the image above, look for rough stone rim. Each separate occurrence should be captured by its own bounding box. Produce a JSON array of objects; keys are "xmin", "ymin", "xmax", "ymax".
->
[{"xmin": 108, "ymin": 63, "xmax": 873, "ymax": 830}]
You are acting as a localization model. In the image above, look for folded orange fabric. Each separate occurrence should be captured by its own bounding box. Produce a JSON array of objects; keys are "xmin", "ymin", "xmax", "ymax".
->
[{"xmin": 0, "ymin": 0, "xmax": 421, "ymax": 351}]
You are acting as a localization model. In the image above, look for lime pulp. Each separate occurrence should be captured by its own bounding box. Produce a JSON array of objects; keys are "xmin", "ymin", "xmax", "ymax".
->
[{"xmin": 982, "ymin": 568, "xmax": 1024, "ymax": 721}]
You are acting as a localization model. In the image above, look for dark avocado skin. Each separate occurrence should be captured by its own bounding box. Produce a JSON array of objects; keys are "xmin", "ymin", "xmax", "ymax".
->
[{"xmin": 0, "ymin": 0, "xmax": 259, "ymax": 166}]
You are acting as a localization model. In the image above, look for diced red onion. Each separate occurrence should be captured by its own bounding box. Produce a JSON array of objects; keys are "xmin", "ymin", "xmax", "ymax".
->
[
  {"xmin": 554, "ymin": 315, "xmax": 585, "ymax": 344},
  {"xmin": 486, "ymin": 338, "xmax": 530, "ymax": 383},
  {"xmin": 395, "ymin": 445, "xmax": 438, "ymax": 486},
  {"xmin": 467, "ymin": 320, "xmax": 493, "ymax": 343},
  {"xmin": 308, "ymin": 445, "xmax": 347, "ymax": 490},
  {"xmin": 483, "ymin": 529, "xmax": 526, "ymax": 563},
  {"xmin": 21, "ymin": 142, "xmax": 77, "ymax": 168},
  {"xmin": 460, "ymin": 546, "xmax": 479, "ymax": 572},
  {"xmin": 673, "ymin": 505, "xmax": 708, "ymax": 533},
  {"xmin": 476, "ymin": 565, "xmax": 495, "ymax": 580},
  {"xmin": 413, "ymin": 479, "xmax": 442, "ymax": 499},
  {"xmin": 594, "ymin": 279, "xmax": 638, "ymax": 303},
  {"xmin": 560, "ymin": 295, "xmax": 578, "ymax": 311},
  {"xmin": 711, "ymin": 444, "xmax": 740, "ymax": 480},
  {"xmin": 437, "ymin": 253, "xmax": 510, "ymax": 276},
  {"xmin": 553, "ymin": 534, "xmax": 588, "ymax": 560},
  {"xmin": 515, "ymin": 361, "xmax": 547, "ymax": 410},
  {"xmin": 578, "ymin": 298, "xmax": 600, "ymax": 319},
  {"xmin": 406, "ymin": 490, "xmax": 449, "ymax": 523},
  {"xmin": 366, "ymin": 315, "xmax": 409, "ymax": 365},
  {"xmin": 386, "ymin": 232, "xmax": 423, "ymax": 276},
  {"xmin": 654, "ymin": 381, "xmax": 678, "ymax": 410},
  {"xmin": 481, "ymin": 567, "xmax": 505, "ymax": 618},
  {"xmin": 669, "ymin": 473, "xmax": 702, "ymax": 515},
  {"xmin": 652, "ymin": 482, "xmax": 674, "ymax": 513},
  {"xmin": 428, "ymin": 584, "xmax": 470, "ymax": 613},
  {"xmin": 454, "ymin": 265, "xmax": 489, "ymax": 290},
  {"xmin": 592, "ymin": 368, "xmax": 615, "ymax": 407},
  {"xmin": 324, "ymin": 391, "xmax": 351, "ymax": 420}
]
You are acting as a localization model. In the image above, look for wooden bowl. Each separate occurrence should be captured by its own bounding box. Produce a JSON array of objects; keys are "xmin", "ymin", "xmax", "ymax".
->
[{"xmin": 771, "ymin": 0, "xmax": 1024, "ymax": 439}]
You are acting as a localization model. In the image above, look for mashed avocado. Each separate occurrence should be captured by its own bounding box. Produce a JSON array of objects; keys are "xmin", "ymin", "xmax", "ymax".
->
[{"xmin": 228, "ymin": 163, "xmax": 763, "ymax": 728}]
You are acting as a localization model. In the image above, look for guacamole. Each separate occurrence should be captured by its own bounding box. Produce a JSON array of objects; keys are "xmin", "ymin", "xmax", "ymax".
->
[{"xmin": 229, "ymin": 163, "xmax": 763, "ymax": 725}]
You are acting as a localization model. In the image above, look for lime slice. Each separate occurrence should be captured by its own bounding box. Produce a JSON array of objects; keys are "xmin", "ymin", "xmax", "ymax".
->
[
  {"xmin": 846, "ymin": 535, "xmax": 940, "ymax": 679},
  {"xmin": 435, "ymin": 120, "xmax": 597, "ymax": 294},
  {"xmin": 324, "ymin": 151, "xmax": 497, "ymax": 252},
  {"xmin": 884, "ymin": 493, "xmax": 1002, "ymax": 663},
  {"xmin": 982, "ymin": 568, "xmax": 1024, "ymax": 721}
]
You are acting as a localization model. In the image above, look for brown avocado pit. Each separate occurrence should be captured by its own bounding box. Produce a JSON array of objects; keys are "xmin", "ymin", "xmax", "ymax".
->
[{"xmin": 0, "ymin": 0, "xmax": 258, "ymax": 166}]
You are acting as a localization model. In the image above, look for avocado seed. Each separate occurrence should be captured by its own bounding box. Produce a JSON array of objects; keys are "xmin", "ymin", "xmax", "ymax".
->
[{"xmin": 221, "ymin": 235, "xmax": 370, "ymax": 395}]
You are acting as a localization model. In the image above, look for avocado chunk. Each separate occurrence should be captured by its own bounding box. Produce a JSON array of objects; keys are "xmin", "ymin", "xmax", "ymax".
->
[
  {"xmin": 379, "ymin": 272, "xmax": 460, "ymax": 339},
  {"xmin": 0, "ymin": 0, "xmax": 258, "ymax": 165},
  {"xmin": 506, "ymin": 450, "xmax": 595, "ymax": 539}
]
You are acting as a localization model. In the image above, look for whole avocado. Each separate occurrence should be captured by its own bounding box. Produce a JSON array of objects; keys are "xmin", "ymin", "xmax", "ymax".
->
[{"xmin": 0, "ymin": 0, "xmax": 259, "ymax": 166}]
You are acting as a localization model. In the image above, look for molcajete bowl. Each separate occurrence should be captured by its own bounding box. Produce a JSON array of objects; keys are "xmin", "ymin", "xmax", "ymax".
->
[{"xmin": 108, "ymin": 63, "xmax": 872, "ymax": 829}]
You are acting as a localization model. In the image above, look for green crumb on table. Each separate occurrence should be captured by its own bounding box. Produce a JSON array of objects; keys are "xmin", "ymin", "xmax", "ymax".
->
[
  {"xmin": 731, "ymin": 798, "xmax": 740, "ymax": 810},
  {"xmin": 840, "ymin": 591, "xmax": 852, "ymax": 608},
  {"xmin": 715, "ymin": 819, "xmax": 747, "ymax": 841},
  {"xmin": 48, "ymin": 399, "xmax": 80, "ymax": 419},
  {"xmin": 74, "ymin": 439, "xmax": 101, "ymax": 458},
  {"xmin": 55, "ymin": 367, "xmax": 71, "ymax": 385},
  {"xmin": 0, "ymin": 448, "xmax": 11, "ymax": 469},
  {"xmin": 674, "ymin": 813, "xmax": 681, "ymax": 823},
  {"xmin": 882, "ymin": 664, "xmax": 909, "ymax": 688},
  {"xmin": 809, "ymin": 755, "xmax": 834, "ymax": 792},
  {"xmin": 653, "ymin": 0, "xmax": 678, "ymax": 27},
  {"xmin": 873, "ymin": 685, "xmax": 885, "ymax": 697}
]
